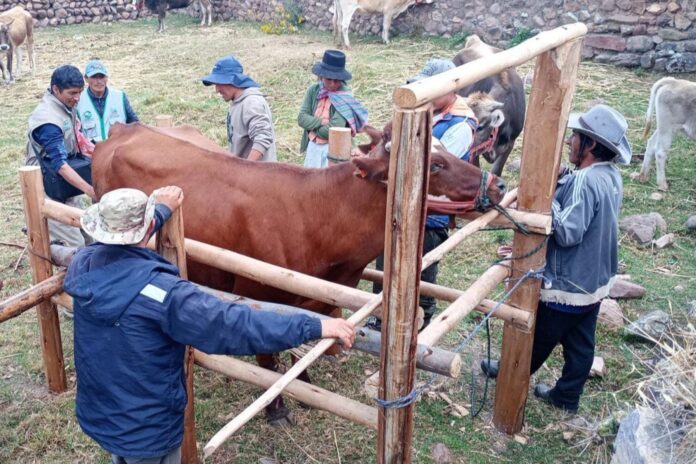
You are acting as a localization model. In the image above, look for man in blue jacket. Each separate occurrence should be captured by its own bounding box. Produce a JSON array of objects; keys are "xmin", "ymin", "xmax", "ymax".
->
[
  {"xmin": 481, "ymin": 104, "xmax": 631, "ymax": 414},
  {"xmin": 64, "ymin": 186, "xmax": 355, "ymax": 463}
]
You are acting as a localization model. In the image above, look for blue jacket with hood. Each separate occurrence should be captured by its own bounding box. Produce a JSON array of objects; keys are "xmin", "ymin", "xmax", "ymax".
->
[{"xmin": 64, "ymin": 230, "xmax": 322, "ymax": 458}]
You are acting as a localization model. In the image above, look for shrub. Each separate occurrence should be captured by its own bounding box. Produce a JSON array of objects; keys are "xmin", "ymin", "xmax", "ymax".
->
[{"xmin": 259, "ymin": 1, "xmax": 305, "ymax": 35}]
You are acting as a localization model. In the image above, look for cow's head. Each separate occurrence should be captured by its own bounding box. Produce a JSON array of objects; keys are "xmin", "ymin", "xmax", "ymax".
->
[
  {"xmin": 465, "ymin": 91, "xmax": 505, "ymax": 152},
  {"xmin": 353, "ymin": 123, "xmax": 506, "ymax": 207},
  {"xmin": 0, "ymin": 19, "xmax": 13, "ymax": 52}
]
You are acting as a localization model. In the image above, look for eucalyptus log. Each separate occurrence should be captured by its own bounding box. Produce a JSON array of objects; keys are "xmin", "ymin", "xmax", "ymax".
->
[{"xmin": 0, "ymin": 272, "xmax": 66, "ymax": 324}]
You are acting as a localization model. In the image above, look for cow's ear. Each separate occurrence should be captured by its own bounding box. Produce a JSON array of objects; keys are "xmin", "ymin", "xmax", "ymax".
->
[
  {"xmin": 352, "ymin": 157, "xmax": 388, "ymax": 181},
  {"xmin": 489, "ymin": 109, "xmax": 505, "ymax": 128}
]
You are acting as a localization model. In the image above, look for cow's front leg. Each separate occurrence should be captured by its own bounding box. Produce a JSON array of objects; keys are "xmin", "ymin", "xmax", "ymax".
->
[{"xmin": 256, "ymin": 353, "xmax": 294, "ymax": 426}]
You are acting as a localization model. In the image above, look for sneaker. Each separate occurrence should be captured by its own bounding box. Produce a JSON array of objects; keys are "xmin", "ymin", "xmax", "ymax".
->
[
  {"xmin": 480, "ymin": 359, "xmax": 499, "ymax": 378},
  {"xmin": 364, "ymin": 316, "xmax": 382, "ymax": 332},
  {"xmin": 533, "ymin": 384, "xmax": 578, "ymax": 413}
]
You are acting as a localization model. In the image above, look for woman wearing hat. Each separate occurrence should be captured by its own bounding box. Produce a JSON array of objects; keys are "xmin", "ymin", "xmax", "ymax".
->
[
  {"xmin": 482, "ymin": 104, "xmax": 631, "ymax": 414},
  {"xmin": 297, "ymin": 50, "xmax": 368, "ymax": 168}
]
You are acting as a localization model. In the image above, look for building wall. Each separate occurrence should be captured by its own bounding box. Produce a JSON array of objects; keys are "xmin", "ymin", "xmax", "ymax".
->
[{"xmin": 3, "ymin": 0, "xmax": 696, "ymax": 72}]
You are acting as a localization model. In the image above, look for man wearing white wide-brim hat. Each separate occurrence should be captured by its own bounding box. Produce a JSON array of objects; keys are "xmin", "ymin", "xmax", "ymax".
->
[
  {"xmin": 482, "ymin": 104, "xmax": 631, "ymax": 414},
  {"xmin": 65, "ymin": 186, "xmax": 355, "ymax": 463}
]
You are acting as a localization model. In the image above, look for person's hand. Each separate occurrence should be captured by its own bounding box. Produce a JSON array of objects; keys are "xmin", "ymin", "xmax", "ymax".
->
[
  {"xmin": 321, "ymin": 318, "xmax": 356, "ymax": 349},
  {"xmin": 154, "ymin": 186, "xmax": 184, "ymax": 212},
  {"xmin": 497, "ymin": 245, "xmax": 512, "ymax": 258},
  {"xmin": 84, "ymin": 185, "xmax": 97, "ymax": 202}
]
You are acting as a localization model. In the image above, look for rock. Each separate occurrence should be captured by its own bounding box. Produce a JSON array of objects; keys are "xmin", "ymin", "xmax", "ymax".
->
[
  {"xmin": 612, "ymin": 407, "xmax": 672, "ymax": 464},
  {"xmin": 431, "ymin": 443, "xmax": 453, "ymax": 464},
  {"xmin": 560, "ymin": 12, "xmax": 578, "ymax": 25},
  {"xmin": 620, "ymin": 213, "xmax": 667, "ymax": 244},
  {"xmin": 656, "ymin": 13, "xmax": 674, "ymax": 27},
  {"xmin": 649, "ymin": 192, "xmax": 663, "ymax": 201},
  {"xmin": 627, "ymin": 35, "xmax": 655, "ymax": 52},
  {"xmin": 616, "ymin": 0, "xmax": 632, "ymax": 10},
  {"xmin": 652, "ymin": 233, "xmax": 674, "ymax": 249},
  {"xmin": 612, "ymin": 53, "xmax": 642, "ymax": 66},
  {"xmin": 641, "ymin": 51, "xmax": 656, "ymax": 68},
  {"xmin": 666, "ymin": 52, "xmax": 696, "ymax": 72},
  {"xmin": 600, "ymin": 0, "xmax": 615, "ymax": 11},
  {"xmin": 585, "ymin": 34, "xmax": 627, "ymax": 51},
  {"xmin": 687, "ymin": 300, "xmax": 696, "ymax": 321},
  {"xmin": 624, "ymin": 310, "xmax": 672, "ymax": 342},
  {"xmin": 646, "ymin": 3, "xmax": 664, "ymax": 14},
  {"xmin": 667, "ymin": 1, "xmax": 681, "ymax": 13},
  {"xmin": 589, "ymin": 356, "xmax": 607, "ymax": 378},
  {"xmin": 259, "ymin": 458, "xmax": 277, "ymax": 464},
  {"xmin": 610, "ymin": 279, "xmax": 646, "ymax": 299},
  {"xmin": 686, "ymin": 215, "xmax": 696, "ymax": 229},
  {"xmin": 506, "ymin": 158, "xmax": 521, "ymax": 173},
  {"xmin": 599, "ymin": 299, "xmax": 624, "ymax": 329},
  {"xmin": 674, "ymin": 285, "xmax": 685, "ymax": 292},
  {"xmin": 659, "ymin": 28, "xmax": 689, "ymax": 41},
  {"xmin": 674, "ymin": 14, "xmax": 692, "ymax": 30}
]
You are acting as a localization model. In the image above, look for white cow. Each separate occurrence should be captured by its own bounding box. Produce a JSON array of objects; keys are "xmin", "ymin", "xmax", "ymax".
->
[
  {"xmin": 333, "ymin": 0, "xmax": 434, "ymax": 48},
  {"xmin": 640, "ymin": 77, "xmax": 696, "ymax": 191}
]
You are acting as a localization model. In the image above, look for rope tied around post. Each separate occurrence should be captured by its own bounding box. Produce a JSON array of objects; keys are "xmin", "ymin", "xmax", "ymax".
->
[{"xmin": 374, "ymin": 267, "xmax": 547, "ymax": 411}]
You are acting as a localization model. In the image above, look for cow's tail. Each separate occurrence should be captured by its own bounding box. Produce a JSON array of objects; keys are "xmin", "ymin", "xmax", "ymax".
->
[{"xmin": 643, "ymin": 77, "xmax": 674, "ymax": 139}]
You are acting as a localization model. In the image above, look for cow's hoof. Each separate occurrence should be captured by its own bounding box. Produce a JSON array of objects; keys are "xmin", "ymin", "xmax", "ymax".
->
[
  {"xmin": 658, "ymin": 183, "xmax": 669, "ymax": 192},
  {"xmin": 267, "ymin": 409, "xmax": 295, "ymax": 427}
]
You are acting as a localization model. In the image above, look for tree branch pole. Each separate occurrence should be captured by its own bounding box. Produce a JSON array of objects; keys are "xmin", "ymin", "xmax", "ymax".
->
[
  {"xmin": 493, "ymin": 38, "xmax": 584, "ymax": 434},
  {"xmin": 0, "ymin": 272, "xmax": 66, "ymax": 324},
  {"xmin": 19, "ymin": 166, "xmax": 67, "ymax": 393}
]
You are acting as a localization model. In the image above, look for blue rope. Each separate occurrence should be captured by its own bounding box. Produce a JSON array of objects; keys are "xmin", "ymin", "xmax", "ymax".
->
[{"xmin": 374, "ymin": 267, "xmax": 546, "ymax": 410}]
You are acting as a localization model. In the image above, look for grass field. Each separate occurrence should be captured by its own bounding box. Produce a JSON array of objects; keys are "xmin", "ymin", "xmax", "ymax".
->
[{"xmin": 0, "ymin": 15, "xmax": 695, "ymax": 464}]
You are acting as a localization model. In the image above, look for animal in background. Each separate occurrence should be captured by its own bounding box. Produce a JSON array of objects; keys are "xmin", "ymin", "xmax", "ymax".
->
[
  {"xmin": 135, "ymin": 0, "xmax": 212, "ymax": 32},
  {"xmin": 453, "ymin": 35, "xmax": 526, "ymax": 176},
  {"xmin": 333, "ymin": 0, "xmax": 434, "ymax": 48},
  {"xmin": 640, "ymin": 77, "xmax": 696, "ymax": 191},
  {"xmin": 0, "ymin": 6, "xmax": 35, "ymax": 84}
]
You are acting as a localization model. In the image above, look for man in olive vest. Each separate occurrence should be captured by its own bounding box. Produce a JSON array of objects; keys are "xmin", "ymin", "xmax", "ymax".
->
[
  {"xmin": 76, "ymin": 59, "xmax": 139, "ymax": 143},
  {"xmin": 26, "ymin": 64, "xmax": 95, "ymax": 248}
]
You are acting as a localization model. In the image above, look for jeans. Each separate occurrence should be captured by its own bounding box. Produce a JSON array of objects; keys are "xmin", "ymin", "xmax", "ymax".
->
[
  {"xmin": 112, "ymin": 447, "xmax": 181, "ymax": 464},
  {"xmin": 530, "ymin": 301, "xmax": 600, "ymax": 410}
]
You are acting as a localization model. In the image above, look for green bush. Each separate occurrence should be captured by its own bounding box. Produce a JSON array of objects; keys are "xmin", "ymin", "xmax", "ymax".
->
[
  {"xmin": 259, "ymin": 1, "xmax": 304, "ymax": 35},
  {"xmin": 507, "ymin": 27, "xmax": 537, "ymax": 48}
]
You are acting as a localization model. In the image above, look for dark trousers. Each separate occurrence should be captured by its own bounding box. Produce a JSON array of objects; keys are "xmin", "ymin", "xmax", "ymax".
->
[
  {"xmin": 373, "ymin": 227, "xmax": 449, "ymax": 326},
  {"xmin": 530, "ymin": 301, "xmax": 600, "ymax": 410}
]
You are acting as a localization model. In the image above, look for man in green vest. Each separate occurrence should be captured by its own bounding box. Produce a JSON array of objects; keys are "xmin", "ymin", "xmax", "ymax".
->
[
  {"xmin": 76, "ymin": 59, "xmax": 139, "ymax": 143},
  {"xmin": 26, "ymin": 64, "xmax": 95, "ymax": 248}
]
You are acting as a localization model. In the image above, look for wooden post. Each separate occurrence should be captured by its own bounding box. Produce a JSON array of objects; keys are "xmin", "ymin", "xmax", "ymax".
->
[
  {"xmin": 155, "ymin": 115, "xmax": 173, "ymax": 127},
  {"xmin": 493, "ymin": 39, "xmax": 584, "ymax": 434},
  {"xmin": 155, "ymin": 205, "xmax": 198, "ymax": 463},
  {"xmin": 377, "ymin": 106, "xmax": 431, "ymax": 464},
  {"xmin": 0, "ymin": 272, "xmax": 66, "ymax": 324},
  {"xmin": 19, "ymin": 167, "xmax": 67, "ymax": 393},
  {"xmin": 328, "ymin": 127, "xmax": 352, "ymax": 164}
]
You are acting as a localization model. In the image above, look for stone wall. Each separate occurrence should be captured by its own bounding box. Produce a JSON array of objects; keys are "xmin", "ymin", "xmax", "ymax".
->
[
  {"xmin": 3, "ymin": 0, "xmax": 696, "ymax": 72},
  {"xmin": 0, "ymin": 0, "xmax": 138, "ymax": 27}
]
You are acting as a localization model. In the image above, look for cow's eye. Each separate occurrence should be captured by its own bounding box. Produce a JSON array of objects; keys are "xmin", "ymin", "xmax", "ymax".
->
[
  {"xmin": 384, "ymin": 141, "xmax": 392, "ymax": 152},
  {"xmin": 430, "ymin": 162, "xmax": 443, "ymax": 173}
]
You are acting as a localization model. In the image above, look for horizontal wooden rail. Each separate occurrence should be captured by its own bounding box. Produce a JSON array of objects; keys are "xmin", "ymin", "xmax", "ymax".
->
[
  {"xmin": 393, "ymin": 23, "xmax": 588, "ymax": 109},
  {"xmin": 456, "ymin": 209, "xmax": 552, "ymax": 235},
  {"xmin": 0, "ymin": 272, "xmax": 66, "ymax": 324}
]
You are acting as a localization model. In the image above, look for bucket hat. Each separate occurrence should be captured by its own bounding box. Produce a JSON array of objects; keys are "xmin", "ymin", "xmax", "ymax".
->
[
  {"xmin": 81, "ymin": 188, "xmax": 157, "ymax": 245},
  {"xmin": 406, "ymin": 58, "xmax": 455, "ymax": 84},
  {"xmin": 85, "ymin": 59, "xmax": 109, "ymax": 77},
  {"xmin": 201, "ymin": 56, "xmax": 259, "ymax": 88},
  {"xmin": 567, "ymin": 104, "xmax": 632, "ymax": 164},
  {"xmin": 312, "ymin": 50, "xmax": 352, "ymax": 81}
]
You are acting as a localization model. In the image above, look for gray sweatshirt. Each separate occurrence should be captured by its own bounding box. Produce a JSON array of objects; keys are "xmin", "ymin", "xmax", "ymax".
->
[
  {"xmin": 226, "ymin": 87, "xmax": 277, "ymax": 161},
  {"xmin": 541, "ymin": 162, "xmax": 623, "ymax": 306}
]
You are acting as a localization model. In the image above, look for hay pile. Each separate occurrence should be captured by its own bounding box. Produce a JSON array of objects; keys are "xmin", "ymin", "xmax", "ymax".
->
[{"xmin": 635, "ymin": 326, "xmax": 696, "ymax": 463}]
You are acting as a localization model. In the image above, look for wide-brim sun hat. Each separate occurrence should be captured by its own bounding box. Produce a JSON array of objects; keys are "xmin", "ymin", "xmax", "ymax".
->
[
  {"xmin": 201, "ymin": 55, "xmax": 259, "ymax": 88},
  {"xmin": 567, "ymin": 104, "xmax": 632, "ymax": 165},
  {"xmin": 81, "ymin": 188, "xmax": 157, "ymax": 245},
  {"xmin": 406, "ymin": 58, "xmax": 455, "ymax": 84},
  {"xmin": 312, "ymin": 49, "xmax": 352, "ymax": 81}
]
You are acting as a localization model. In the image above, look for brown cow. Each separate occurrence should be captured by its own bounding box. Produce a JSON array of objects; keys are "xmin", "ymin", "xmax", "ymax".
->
[
  {"xmin": 0, "ymin": 6, "xmax": 35, "ymax": 84},
  {"xmin": 92, "ymin": 122, "xmax": 505, "ymax": 423}
]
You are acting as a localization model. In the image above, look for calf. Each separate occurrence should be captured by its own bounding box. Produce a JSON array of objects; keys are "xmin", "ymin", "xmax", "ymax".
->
[
  {"xmin": 453, "ymin": 35, "xmax": 526, "ymax": 175},
  {"xmin": 0, "ymin": 6, "xmax": 35, "ymax": 84},
  {"xmin": 333, "ymin": 0, "xmax": 433, "ymax": 48},
  {"xmin": 640, "ymin": 77, "xmax": 696, "ymax": 191}
]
